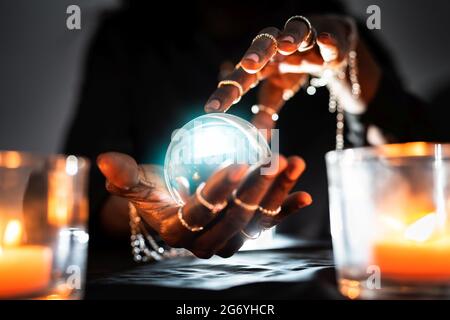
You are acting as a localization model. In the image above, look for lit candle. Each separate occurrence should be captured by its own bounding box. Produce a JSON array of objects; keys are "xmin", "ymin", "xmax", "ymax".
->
[
  {"xmin": 0, "ymin": 220, "xmax": 52, "ymax": 298},
  {"xmin": 374, "ymin": 212, "xmax": 450, "ymax": 281}
]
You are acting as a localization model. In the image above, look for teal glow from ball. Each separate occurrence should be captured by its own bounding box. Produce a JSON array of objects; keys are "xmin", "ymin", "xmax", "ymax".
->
[{"xmin": 164, "ymin": 113, "xmax": 271, "ymax": 205}]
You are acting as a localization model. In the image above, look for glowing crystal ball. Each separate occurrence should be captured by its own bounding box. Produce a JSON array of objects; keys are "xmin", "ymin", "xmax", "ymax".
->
[{"xmin": 164, "ymin": 113, "xmax": 271, "ymax": 205}]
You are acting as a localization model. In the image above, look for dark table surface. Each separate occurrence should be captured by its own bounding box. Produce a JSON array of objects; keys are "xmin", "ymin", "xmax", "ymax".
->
[{"xmin": 85, "ymin": 239, "xmax": 343, "ymax": 300}]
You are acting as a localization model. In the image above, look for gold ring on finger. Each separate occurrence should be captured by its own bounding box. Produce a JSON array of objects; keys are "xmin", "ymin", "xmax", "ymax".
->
[
  {"xmin": 252, "ymin": 33, "xmax": 278, "ymax": 52},
  {"xmin": 298, "ymin": 27, "xmax": 317, "ymax": 52},
  {"xmin": 217, "ymin": 80, "xmax": 244, "ymax": 104},
  {"xmin": 195, "ymin": 182, "xmax": 228, "ymax": 214},
  {"xmin": 258, "ymin": 205, "xmax": 282, "ymax": 217},
  {"xmin": 285, "ymin": 15, "xmax": 312, "ymax": 33},
  {"xmin": 240, "ymin": 228, "xmax": 262, "ymax": 240},
  {"xmin": 177, "ymin": 205, "xmax": 205, "ymax": 232},
  {"xmin": 284, "ymin": 15, "xmax": 317, "ymax": 52},
  {"xmin": 231, "ymin": 189, "xmax": 259, "ymax": 211},
  {"xmin": 285, "ymin": 15, "xmax": 312, "ymax": 47}
]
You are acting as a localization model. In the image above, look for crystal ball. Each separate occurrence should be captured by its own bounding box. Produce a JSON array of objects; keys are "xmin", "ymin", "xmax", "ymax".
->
[{"xmin": 164, "ymin": 113, "xmax": 271, "ymax": 205}]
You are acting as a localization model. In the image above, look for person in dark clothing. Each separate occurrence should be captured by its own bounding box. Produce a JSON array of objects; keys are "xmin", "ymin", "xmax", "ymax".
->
[{"xmin": 64, "ymin": 0, "xmax": 433, "ymax": 259}]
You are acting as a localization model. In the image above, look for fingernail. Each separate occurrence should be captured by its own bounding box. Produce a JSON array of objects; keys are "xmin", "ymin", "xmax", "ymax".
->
[
  {"xmin": 228, "ymin": 165, "xmax": 248, "ymax": 182},
  {"xmin": 97, "ymin": 156, "xmax": 113, "ymax": 177},
  {"xmin": 318, "ymin": 32, "xmax": 333, "ymax": 43},
  {"xmin": 205, "ymin": 99, "xmax": 221, "ymax": 111},
  {"xmin": 287, "ymin": 165, "xmax": 302, "ymax": 181},
  {"xmin": 320, "ymin": 32, "xmax": 332, "ymax": 38},
  {"xmin": 244, "ymin": 53, "xmax": 259, "ymax": 63},
  {"xmin": 303, "ymin": 194, "xmax": 313, "ymax": 206},
  {"xmin": 280, "ymin": 35, "xmax": 295, "ymax": 43}
]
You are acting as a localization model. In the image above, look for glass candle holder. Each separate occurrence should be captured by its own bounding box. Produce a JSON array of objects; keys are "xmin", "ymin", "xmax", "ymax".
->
[
  {"xmin": 326, "ymin": 142, "xmax": 450, "ymax": 299},
  {"xmin": 0, "ymin": 151, "xmax": 89, "ymax": 300}
]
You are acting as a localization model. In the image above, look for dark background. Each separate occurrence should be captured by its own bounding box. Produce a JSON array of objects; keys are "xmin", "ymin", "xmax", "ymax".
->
[{"xmin": 1, "ymin": 0, "xmax": 450, "ymax": 154}]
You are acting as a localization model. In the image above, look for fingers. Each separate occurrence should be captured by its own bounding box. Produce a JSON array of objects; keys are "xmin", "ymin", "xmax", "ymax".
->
[
  {"xmin": 150, "ymin": 164, "xmax": 249, "ymax": 249},
  {"xmin": 250, "ymin": 190, "xmax": 312, "ymax": 230},
  {"xmin": 316, "ymin": 32, "xmax": 340, "ymax": 63},
  {"xmin": 276, "ymin": 15, "xmax": 357, "ymax": 73},
  {"xmin": 259, "ymin": 190, "xmax": 313, "ymax": 229},
  {"xmin": 312, "ymin": 15, "xmax": 357, "ymax": 64},
  {"xmin": 216, "ymin": 190, "xmax": 312, "ymax": 258},
  {"xmin": 204, "ymin": 16, "xmax": 356, "ymax": 114},
  {"xmin": 252, "ymin": 74, "xmax": 306, "ymax": 131},
  {"xmin": 259, "ymin": 157, "xmax": 311, "ymax": 228},
  {"xmin": 179, "ymin": 164, "xmax": 248, "ymax": 230},
  {"xmin": 97, "ymin": 152, "xmax": 160, "ymax": 202},
  {"xmin": 240, "ymin": 27, "xmax": 280, "ymax": 74},
  {"xmin": 259, "ymin": 156, "xmax": 306, "ymax": 215},
  {"xmin": 281, "ymin": 191, "xmax": 312, "ymax": 215},
  {"xmin": 242, "ymin": 156, "xmax": 307, "ymax": 233},
  {"xmin": 215, "ymin": 156, "xmax": 304, "ymax": 257},
  {"xmin": 204, "ymin": 27, "xmax": 283, "ymax": 113},
  {"xmin": 252, "ymin": 81, "xmax": 284, "ymax": 130},
  {"xmin": 190, "ymin": 156, "xmax": 287, "ymax": 258},
  {"xmin": 205, "ymin": 68, "xmax": 257, "ymax": 113},
  {"xmin": 97, "ymin": 152, "xmax": 139, "ymax": 190},
  {"xmin": 216, "ymin": 235, "xmax": 245, "ymax": 258},
  {"xmin": 278, "ymin": 18, "xmax": 310, "ymax": 55},
  {"xmin": 233, "ymin": 155, "xmax": 287, "ymax": 211},
  {"xmin": 278, "ymin": 50, "xmax": 324, "ymax": 74}
]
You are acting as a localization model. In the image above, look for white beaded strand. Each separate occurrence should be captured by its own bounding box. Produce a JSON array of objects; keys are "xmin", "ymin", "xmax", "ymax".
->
[{"xmin": 129, "ymin": 202, "xmax": 190, "ymax": 262}]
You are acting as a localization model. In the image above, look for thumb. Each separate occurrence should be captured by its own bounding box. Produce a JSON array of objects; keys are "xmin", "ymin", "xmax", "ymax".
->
[{"xmin": 97, "ymin": 152, "xmax": 140, "ymax": 190}]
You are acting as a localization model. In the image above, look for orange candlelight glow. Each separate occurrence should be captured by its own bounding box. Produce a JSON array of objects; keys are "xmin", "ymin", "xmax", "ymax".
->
[
  {"xmin": 374, "ymin": 212, "xmax": 450, "ymax": 281},
  {"xmin": 0, "ymin": 220, "xmax": 52, "ymax": 298},
  {"xmin": 47, "ymin": 155, "xmax": 81, "ymax": 227},
  {"xmin": 47, "ymin": 173, "xmax": 71, "ymax": 226},
  {"xmin": 3, "ymin": 219, "xmax": 22, "ymax": 247},
  {"xmin": 0, "ymin": 151, "xmax": 22, "ymax": 169}
]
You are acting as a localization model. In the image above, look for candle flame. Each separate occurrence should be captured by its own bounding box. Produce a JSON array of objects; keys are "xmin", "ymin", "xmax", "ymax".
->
[
  {"xmin": 379, "ymin": 214, "xmax": 405, "ymax": 231},
  {"xmin": 3, "ymin": 219, "xmax": 22, "ymax": 247},
  {"xmin": 404, "ymin": 212, "xmax": 437, "ymax": 242}
]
